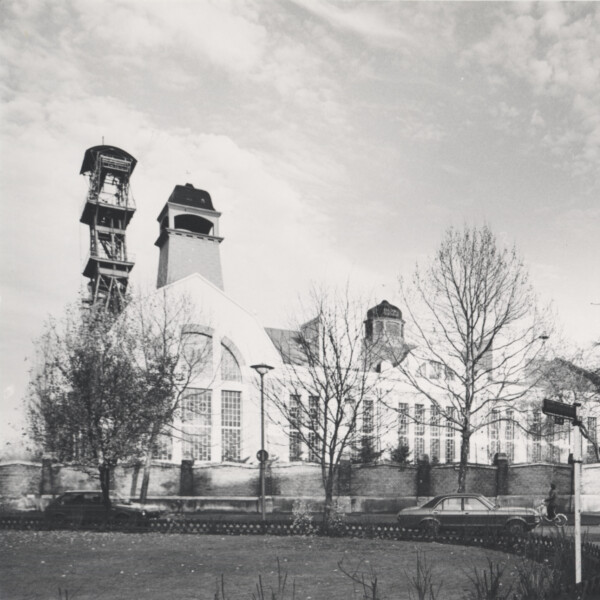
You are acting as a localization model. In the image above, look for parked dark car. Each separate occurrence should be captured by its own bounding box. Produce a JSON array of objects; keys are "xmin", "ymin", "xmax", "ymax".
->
[
  {"xmin": 45, "ymin": 491, "xmax": 163, "ymax": 525},
  {"xmin": 397, "ymin": 493, "xmax": 540, "ymax": 535}
]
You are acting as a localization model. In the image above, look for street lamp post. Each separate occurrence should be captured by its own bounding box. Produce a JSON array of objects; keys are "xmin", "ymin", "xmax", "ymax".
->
[{"xmin": 251, "ymin": 363, "xmax": 274, "ymax": 522}]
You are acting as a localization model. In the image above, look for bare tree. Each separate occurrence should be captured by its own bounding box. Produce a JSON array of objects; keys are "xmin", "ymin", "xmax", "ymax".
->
[
  {"xmin": 28, "ymin": 303, "xmax": 158, "ymax": 508},
  {"xmin": 123, "ymin": 289, "xmax": 211, "ymax": 503},
  {"xmin": 393, "ymin": 225, "xmax": 550, "ymax": 491},
  {"xmin": 268, "ymin": 286, "xmax": 393, "ymax": 524},
  {"xmin": 28, "ymin": 291, "xmax": 213, "ymax": 506}
]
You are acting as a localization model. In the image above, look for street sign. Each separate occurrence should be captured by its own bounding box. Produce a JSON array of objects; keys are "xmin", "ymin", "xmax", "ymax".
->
[
  {"xmin": 542, "ymin": 398, "xmax": 577, "ymax": 421},
  {"xmin": 256, "ymin": 449, "xmax": 269, "ymax": 463}
]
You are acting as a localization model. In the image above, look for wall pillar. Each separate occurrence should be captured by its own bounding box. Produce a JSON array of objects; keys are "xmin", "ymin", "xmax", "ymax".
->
[
  {"xmin": 416, "ymin": 456, "xmax": 431, "ymax": 497},
  {"xmin": 494, "ymin": 452, "xmax": 509, "ymax": 496},
  {"xmin": 180, "ymin": 459, "xmax": 195, "ymax": 496},
  {"xmin": 337, "ymin": 460, "xmax": 352, "ymax": 496},
  {"xmin": 40, "ymin": 458, "xmax": 55, "ymax": 496}
]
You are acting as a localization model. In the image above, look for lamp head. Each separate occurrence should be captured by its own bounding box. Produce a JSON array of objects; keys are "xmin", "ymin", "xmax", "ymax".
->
[{"xmin": 251, "ymin": 363, "xmax": 274, "ymax": 376}]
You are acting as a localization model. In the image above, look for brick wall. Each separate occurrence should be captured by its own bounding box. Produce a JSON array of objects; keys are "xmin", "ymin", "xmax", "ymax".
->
[
  {"xmin": 0, "ymin": 462, "xmax": 41, "ymax": 499},
  {"xmin": 2, "ymin": 461, "xmax": 598, "ymax": 511},
  {"xmin": 509, "ymin": 464, "xmax": 572, "ymax": 495},
  {"xmin": 274, "ymin": 464, "xmax": 325, "ymax": 496},
  {"xmin": 192, "ymin": 463, "xmax": 256, "ymax": 496},
  {"xmin": 350, "ymin": 464, "xmax": 416, "ymax": 497},
  {"xmin": 159, "ymin": 233, "xmax": 224, "ymax": 289}
]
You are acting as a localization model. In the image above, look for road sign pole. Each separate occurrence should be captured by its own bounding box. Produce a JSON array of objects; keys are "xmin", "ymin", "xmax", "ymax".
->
[
  {"xmin": 260, "ymin": 372, "xmax": 266, "ymax": 522},
  {"xmin": 573, "ymin": 404, "xmax": 582, "ymax": 585}
]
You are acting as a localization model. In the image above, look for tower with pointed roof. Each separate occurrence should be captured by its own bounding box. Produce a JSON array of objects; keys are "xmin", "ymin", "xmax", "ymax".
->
[{"xmin": 155, "ymin": 183, "xmax": 224, "ymax": 289}]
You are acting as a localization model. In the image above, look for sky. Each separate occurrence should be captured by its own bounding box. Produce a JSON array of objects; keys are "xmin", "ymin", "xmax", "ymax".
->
[{"xmin": 1, "ymin": 0, "xmax": 599, "ymax": 453}]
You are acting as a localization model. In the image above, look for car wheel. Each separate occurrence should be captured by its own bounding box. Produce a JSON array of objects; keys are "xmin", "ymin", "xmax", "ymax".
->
[
  {"xmin": 420, "ymin": 520, "xmax": 440, "ymax": 536},
  {"xmin": 506, "ymin": 521, "xmax": 525, "ymax": 536}
]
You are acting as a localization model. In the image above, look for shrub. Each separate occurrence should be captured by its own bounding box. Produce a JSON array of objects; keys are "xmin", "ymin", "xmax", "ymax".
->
[
  {"xmin": 389, "ymin": 443, "xmax": 411, "ymax": 464},
  {"xmin": 324, "ymin": 501, "xmax": 346, "ymax": 536},
  {"xmin": 291, "ymin": 500, "xmax": 316, "ymax": 536}
]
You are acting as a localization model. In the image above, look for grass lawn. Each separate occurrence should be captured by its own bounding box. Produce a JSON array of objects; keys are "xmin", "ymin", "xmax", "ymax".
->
[{"xmin": 0, "ymin": 530, "xmax": 523, "ymax": 600}]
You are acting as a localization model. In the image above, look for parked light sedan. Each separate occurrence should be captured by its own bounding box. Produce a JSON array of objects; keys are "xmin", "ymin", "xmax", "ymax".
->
[
  {"xmin": 397, "ymin": 493, "xmax": 540, "ymax": 536},
  {"xmin": 45, "ymin": 490, "xmax": 163, "ymax": 525}
]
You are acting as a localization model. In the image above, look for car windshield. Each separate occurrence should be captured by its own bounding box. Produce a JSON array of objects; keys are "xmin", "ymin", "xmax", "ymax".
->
[
  {"xmin": 421, "ymin": 497, "xmax": 443, "ymax": 509},
  {"xmin": 473, "ymin": 496, "xmax": 495, "ymax": 509}
]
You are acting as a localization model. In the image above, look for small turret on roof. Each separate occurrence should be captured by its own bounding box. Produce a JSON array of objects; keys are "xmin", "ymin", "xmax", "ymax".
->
[
  {"xmin": 79, "ymin": 145, "xmax": 137, "ymax": 175},
  {"xmin": 168, "ymin": 183, "xmax": 215, "ymax": 211}
]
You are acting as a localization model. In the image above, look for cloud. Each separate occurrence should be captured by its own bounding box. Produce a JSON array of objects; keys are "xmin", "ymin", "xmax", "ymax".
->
[
  {"xmin": 460, "ymin": 3, "xmax": 600, "ymax": 181},
  {"xmin": 289, "ymin": 0, "xmax": 411, "ymax": 44}
]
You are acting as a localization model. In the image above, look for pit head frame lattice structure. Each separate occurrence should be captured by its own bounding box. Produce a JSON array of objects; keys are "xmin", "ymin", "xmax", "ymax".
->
[{"xmin": 79, "ymin": 145, "xmax": 137, "ymax": 312}]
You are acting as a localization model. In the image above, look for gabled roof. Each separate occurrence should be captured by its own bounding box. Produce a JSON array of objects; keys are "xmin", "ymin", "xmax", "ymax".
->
[{"xmin": 264, "ymin": 327, "xmax": 306, "ymax": 365}]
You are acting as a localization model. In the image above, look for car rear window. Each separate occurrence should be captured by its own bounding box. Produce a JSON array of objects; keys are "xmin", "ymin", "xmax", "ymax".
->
[{"xmin": 464, "ymin": 497, "xmax": 488, "ymax": 511}]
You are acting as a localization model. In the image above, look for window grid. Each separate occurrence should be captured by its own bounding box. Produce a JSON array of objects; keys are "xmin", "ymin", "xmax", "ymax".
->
[
  {"xmin": 182, "ymin": 389, "xmax": 212, "ymax": 461},
  {"xmin": 183, "ymin": 334, "xmax": 213, "ymax": 379},
  {"xmin": 415, "ymin": 405, "xmax": 425, "ymax": 435},
  {"xmin": 445, "ymin": 438, "xmax": 455, "ymax": 463},
  {"xmin": 430, "ymin": 407, "xmax": 440, "ymax": 438},
  {"xmin": 430, "ymin": 439, "xmax": 440, "ymax": 463},
  {"xmin": 430, "ymin": 361, "xmax": 442, "ymax": 380},
  {"xmin": 398, "ymin": 403, "xmax": 409, "ymax": 436},
  {"xmin": 308, "ymin": 396, "xmax": 320, "ymax": 462},
  {"xmin": 152, "ymin": 433, "xmax": 173, "ymax": 461},
  {"xmin": 414, "ymin": 437, "xmax": 425, "ymax": 462},
  {"xmin": 488, "ymin": 409, "xmax": 501, "ymax": 459},
  {"xmin": 289, "ymin": 395, "xmax": 302, "ymax": 461},
  {"xmin": 363, "ymin": 400, "xmax": 374, "ymax": 436},
  {"xmin": 414, "ymin": 404, "xmax": 425, "ymax": 462},
  {"xmin": 505, "ymin": 410, "xmax": 515, "ymax": 462},
  {"xmin": 587, "ymin": 417, "xmax": 598, "ymax": 462},
  {"xmin": 221, "ymin": 345, "xmax": 241, "ymax": 382},
  {"xmin": 445, "ymin": 407, "xmax": 456, "ymax": 463},
  {"xmin": 530, "ymin": 410, "xmax": 542, "ymax": 462},
  {"xmin": 221, "ymin": 390, "xmax": 241, "ymax": 461}
]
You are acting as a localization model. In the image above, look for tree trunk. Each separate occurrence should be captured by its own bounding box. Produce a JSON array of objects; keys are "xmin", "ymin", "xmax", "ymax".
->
[
  {"xmin": 140, "ymin": 426, "xmax": 160, "ymax": 503},
  {"xmin": 457, "ymin": 433, "xmax": 470, "ymax": 492},
  {"xmin": 99, "ymin": 462, "xmax": 112, "ymax": 512},
  {"xmin": 323, "ymin": 479, "xmax": 334, "ymax": 528},
  {"xmin": 139, "ymin": 448, "xmax": 154, "ymax": 504}
]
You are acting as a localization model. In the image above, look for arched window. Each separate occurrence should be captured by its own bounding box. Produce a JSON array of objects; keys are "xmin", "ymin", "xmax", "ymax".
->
[
  {"xmin": 221, "ymin": 344, "xmax": 241, "ymax": 382},
  {"xmin": 174, "ymin": 214, "xmax": 213, "ymax": 235},
  {"xmin": 182, "ymin": 333, "xmax": 213, "ymax": 379}
]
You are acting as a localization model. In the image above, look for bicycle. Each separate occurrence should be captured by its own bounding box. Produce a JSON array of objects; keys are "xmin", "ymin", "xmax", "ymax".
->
[{"xmin": 536, "ymin": 503, "xmax": 568, "ymax": 528}]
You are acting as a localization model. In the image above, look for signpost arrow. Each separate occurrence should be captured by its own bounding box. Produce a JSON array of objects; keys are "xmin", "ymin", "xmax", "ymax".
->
[{"xmin": 542, "ymin": 398, "xmax": 577, "ymax": 421}]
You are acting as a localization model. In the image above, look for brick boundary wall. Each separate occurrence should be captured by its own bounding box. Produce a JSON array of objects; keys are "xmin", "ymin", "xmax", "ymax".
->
[{"xmin": 2, "ymin": 460, "xmax": 599, "ymax": 511}]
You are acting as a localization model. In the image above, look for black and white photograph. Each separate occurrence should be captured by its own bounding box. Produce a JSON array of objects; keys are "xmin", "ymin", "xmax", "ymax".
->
[{"xmin": 1, "ymin": 1, "xmax": 599, "ymax": 598}]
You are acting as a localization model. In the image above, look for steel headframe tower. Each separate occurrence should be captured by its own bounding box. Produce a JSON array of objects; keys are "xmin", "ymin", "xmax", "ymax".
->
[{"xmin": 79, "ymin": 145, "xmax": 137, "ymax": 312}]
